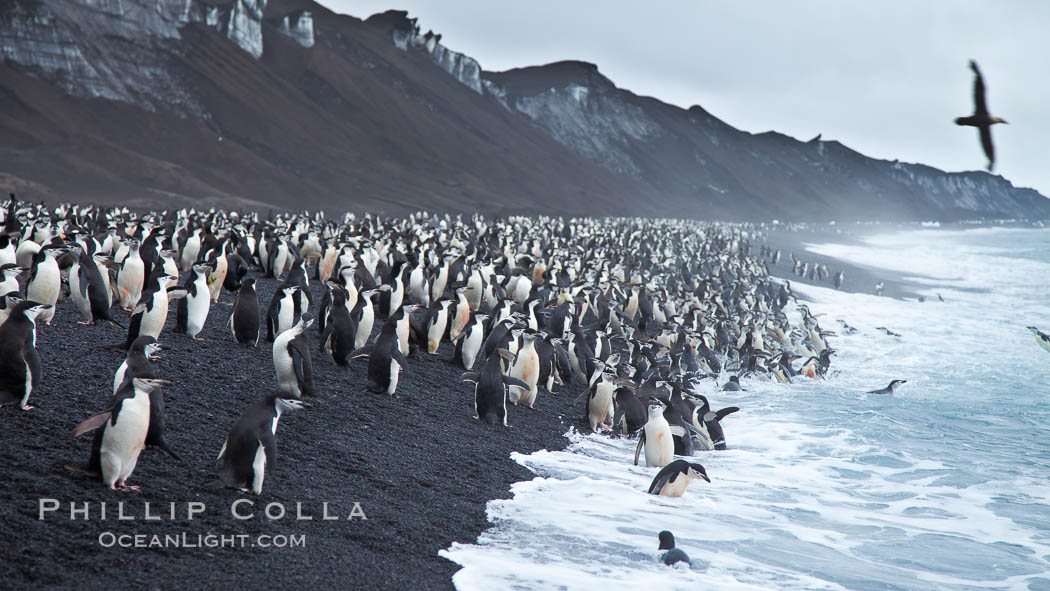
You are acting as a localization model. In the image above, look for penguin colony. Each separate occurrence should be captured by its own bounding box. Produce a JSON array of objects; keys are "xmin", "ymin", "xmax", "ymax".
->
[{"xmin": 0, "ymin": 192, "xmax": 839, "ymax": 508}]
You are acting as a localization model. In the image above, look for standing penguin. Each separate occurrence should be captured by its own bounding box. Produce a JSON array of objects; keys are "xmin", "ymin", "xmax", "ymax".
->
[
  {"xmin": 174, "ymin": 263, "xmax": 211, "ymax": 339},
  {"xmin": 273, "ymin": 317, "xmax": 315, "ymax": 399},
  {"xmin": 120, "ymin": 274, "xmax": 183, "ymax": 350},
  {"xmin": 229, "ymin": 277, "xmax": 260, "ymax": 346},
  {"xmin": 266, "ymin": 286, "xmax": 301, "ymax": 342},
  {"xmin": 320, "ymin": 284, "xmax": 357, "ymax": 366},
  {"xmin": 351, "ymin": 317, "xmax": 409, "ymax": 395},
  {"xmin": 508, "ymin": 330, "xmax": 541, "ymax": 408},
  {"xmin": 108, "ymin": 336, "xmax": 181, "ymax": 461},
  {"xmin": 72, "ymin": 378, "xmax": 173, "ymax": 490},
  {"xmin": 217, "ymin": 393, "xmax": 308, "ymax": 495},
  {"xmin": 0, "ymin": 300, "xmax": 51, "ymax": 410},
  {"xmin": 116, "ymin": 239, "xmax": 145, "ymax": 311},
  {"xmin": 25, "ymin": 246, "xmax": 63, "ymax": 325},
  {"xmin": 68, "ymin": 246, "xmax": 122, "ymax": 327},
  {"xmin": 460, "ymin": 350, "xmax": 528, "ymax": 426},
  {"xmin": 452, "ymin": 313, "xmax": 487, "ymax": 370},
  {"xmin": 634, "ymin": 398, "xmax": 675, "ymax": 467},
  {"xmin": 448, "ymin": 286, "xmax": 473, "ymax": 342},
  {"xmin": 424, "ymin": 298, "xmax": 453, "ymax": 354}
]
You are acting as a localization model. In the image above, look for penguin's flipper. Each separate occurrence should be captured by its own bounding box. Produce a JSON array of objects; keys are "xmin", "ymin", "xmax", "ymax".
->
[
  {"xmin": 290, "ymin": 340, "xmax": 315, "ymax": 396},
  {"xmin": 391, "ymin": 347, "xmax": 409, "ymax": 370},
  {"xmin": 72, "ymin": 411, "xmax": 112, "ymax": 437},
  {"xmin": 633, "ymin": 431, "xmax": 646, "ymax": 466},
  {"xmin": 348, "ymin": 346, "xmax": 373, "ymax": 360},
  {"xmin": 166, "ymin": 288, "xmax": 189, "ymax": 300},
  {"xmin": 715, "ymin": 406, "xmax": 740, "ymax": 421},
  {"xmin": 460, "ymin": 372, "xmax": 480, "ymax": 384},
  {"xmin": 76, "ymin": 264, "xmax": 92, "ymax": 301},
  {"xmin": 503, "ymin": 376, "xmax": 529, "ymax": 390},
  {"xmin": 260, "ymin": 430, "xmax": 278, "ymax": 471},
  {"xmin": 572, "ymin": 386, "xmax": 593, "ymax": 406},
  {"xmin": 647, "ymin": 466, "xmax": 677, "ymax": 495},
  {"xmin": 319, "ymin": 323, "xmax": 334, "ymax": 353}
]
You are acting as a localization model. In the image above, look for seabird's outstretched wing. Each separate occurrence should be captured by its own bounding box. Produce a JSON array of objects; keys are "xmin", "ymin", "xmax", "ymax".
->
[
  {"xmin": 970, "ymin": 60, "xmax": 988, "ymax": 116},
  {"xmin": 979, "ymin": 126, "xmax": 995, "ymax": 171}
]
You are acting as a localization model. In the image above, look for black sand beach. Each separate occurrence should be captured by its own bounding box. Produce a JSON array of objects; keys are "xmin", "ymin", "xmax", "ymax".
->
[{"xmin": 0, "ymin": 274, "xmax": 588, "ymax": 590}]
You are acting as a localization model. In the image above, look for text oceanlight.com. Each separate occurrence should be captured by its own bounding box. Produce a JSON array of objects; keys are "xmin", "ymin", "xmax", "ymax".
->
[{"xmin": 98, "ymin": 532, "xmax": 306, "ymax": 549}]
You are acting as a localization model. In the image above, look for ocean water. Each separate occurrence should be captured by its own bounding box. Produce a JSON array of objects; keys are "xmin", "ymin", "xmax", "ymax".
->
[{"xmin": 442, "ymin": 227, "xmax": 1050, "ymax": 590}]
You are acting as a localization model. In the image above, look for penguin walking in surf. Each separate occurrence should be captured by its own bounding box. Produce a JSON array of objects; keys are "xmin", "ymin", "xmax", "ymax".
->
[
  {"xmin": 217, "ymin": 393, "xmax": 308, "ymax": 495},
  {"xmin": 647, "ymin": 459, "xmax": 710, "ymax": 497},
  {"xmin": 657, "ymin": 531, "xmax": 692, "ymax": 566},
  {"xmin": 0, "ymin": 300, "xmax": 51, "ymax": 410},
  {"xmin": 634, "ymin": 398, "xmax": 675, "ymax": 467}
]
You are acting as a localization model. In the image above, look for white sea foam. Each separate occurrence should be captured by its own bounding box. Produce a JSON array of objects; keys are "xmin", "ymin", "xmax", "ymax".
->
[{"xmin": 443, "ymin": 228, "xmax": 1050, "ymax": 591}]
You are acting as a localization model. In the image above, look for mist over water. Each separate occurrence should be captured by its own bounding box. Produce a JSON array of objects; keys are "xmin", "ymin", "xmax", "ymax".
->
[{"xmin": 443, "ymin": 228, "xmax": 1050, "ymax": 590}]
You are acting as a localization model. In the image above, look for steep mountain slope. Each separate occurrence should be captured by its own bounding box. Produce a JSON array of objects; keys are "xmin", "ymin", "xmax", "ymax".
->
[{"xmin": 0, "ymin": 2, "xmax": 1046, "ymax": 220}]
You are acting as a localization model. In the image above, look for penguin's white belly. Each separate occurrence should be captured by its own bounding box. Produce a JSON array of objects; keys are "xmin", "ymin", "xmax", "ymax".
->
[
  {"xmin": 644, "ymin": 423, "xmax": 674, "ymax": 467},
  {"xmin": 462, "ymin": 329, "xmax": 483, "ymax": 370},
  {"xmin": 427, "ymin": 316, "xmax": 445, "ymax": 354},
  {"xmin": 356, "ymin": 311, "xmax": 374, "ymax": 349},
  {"xmin": 112, "ymin": 362, "xmax": 128, "ymax": 395},
  {"xmin": 275, "ymin": 353, "xmax": 296, "ymax": 395},
  {"xmin": 659, "ymin": 474, "xmax": 691, "ymax": 497},
  {"xmin": 589, "ymin": 385, "xmax": 614, "ymax": 429},
  {"xmin": 100, "ymin": 397, "xmax": 150, "ymax": 485},
  {"xmin": 118, "ymin": 260, "xmax": 144, "ymax": 307},
  {"xmin": 69, "ymin": 266, "xmax": 92, "ymax": 320},
  {"xmin": 251, "ymin": 441, "xmax": 267, "ymax": 494},
  {"xmin": 141, "ymin": 304, "xmax": 167, "ymax": 338},
  {"xmin": 187, "ymin": 290, "xmax": 210, "ymax": 336},
  {"xmin": 387, "ymin": 359, "xmax": 400, "ymax": 395},
  {"xmin": 276, "ymin": 299, "xmax": 294, "ymax": 337}
]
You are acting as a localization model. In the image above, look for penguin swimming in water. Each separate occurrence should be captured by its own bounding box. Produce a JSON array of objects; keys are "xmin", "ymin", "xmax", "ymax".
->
[
  {"xmin": 0, "ymin": 300, "xmax": 51, "ymax": 410},
  {"xmin": 720, "ymin": 375, "xmax": 743, "ymax": 391},
  {"xmin": 229, "ymin": 276, "xmax": 260, "ymax": 346},
  {"xmin": 460, "ymin": 349, "xmax": 528, "ymax": 426},
  {"xmin": 72, "ymin": 378, "xmax": 173, "ymax": 490},
  {"xmin": 867, "ymin": 379, "xmax": 907, "ymax": 395},
  {"xmin": 217, "ymin": 393, "xmax": 308, "ymax": 495},
  {"xmin": 647, "ymin": 459, "xmax": 710, "ymax": 497},
  {"xmin": 1027, "ymin": 326, "xmax": 1050, "ymax": 355},
  {"xmin": 658, "ymin": 531, "xmax": 691, "ymax": 566},
  {"xmin": 273, "ymin": 317, "xmax": 315, "ymax": 399}
]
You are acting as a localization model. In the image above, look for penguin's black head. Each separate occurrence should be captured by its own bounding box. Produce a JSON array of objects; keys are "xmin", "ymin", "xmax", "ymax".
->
[
  {"xmin": 687, "ymin": 463, "xmax": 711, "ymax": 483},
  {"xmin": 658, "ymin": 531, "xmax": 676, "ymax": 550}
]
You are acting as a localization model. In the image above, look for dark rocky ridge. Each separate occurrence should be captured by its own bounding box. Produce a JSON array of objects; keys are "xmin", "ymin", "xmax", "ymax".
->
[
  {"xmin": 1, "ymin": 2, "xmax": 1047, "ymax": 221},
  {"xmin": 0, "ymin": 272, "xmax": 588, "ymax": 590}
]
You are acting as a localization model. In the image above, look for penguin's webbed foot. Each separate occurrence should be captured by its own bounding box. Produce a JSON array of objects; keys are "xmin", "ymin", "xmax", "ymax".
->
[{"xmin": 19, "ymin": 404, "xmax": 35, "ymax": 411}]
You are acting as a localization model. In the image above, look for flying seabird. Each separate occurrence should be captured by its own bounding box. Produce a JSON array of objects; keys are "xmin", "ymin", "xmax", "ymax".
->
[{"xmin": 954, "ymin": 60, "xmax": 1007, "ymax": 171}]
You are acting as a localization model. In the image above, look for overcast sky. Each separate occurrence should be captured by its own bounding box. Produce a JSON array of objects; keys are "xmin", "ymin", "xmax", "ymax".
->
[{"xmin": 323, "ymin": 1, "xmax": 1049, "ymax": 197}]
